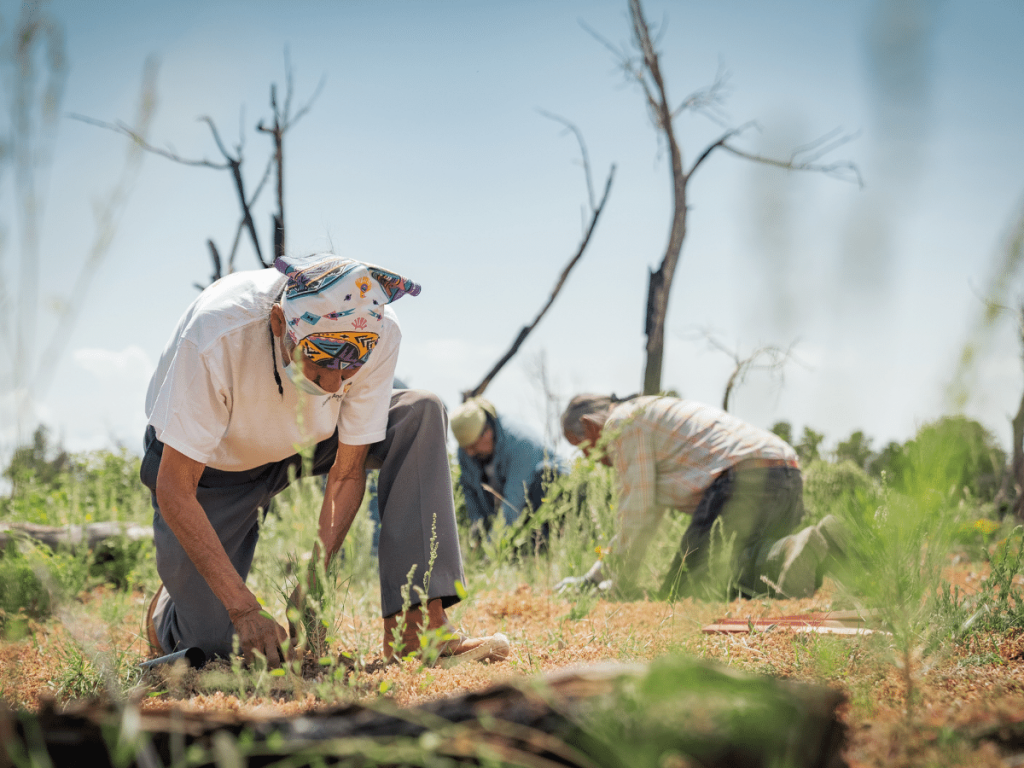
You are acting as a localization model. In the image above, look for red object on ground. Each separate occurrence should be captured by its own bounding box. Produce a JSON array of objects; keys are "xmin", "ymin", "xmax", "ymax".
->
[{"xmin": 702, "ymin": 610, "xmax": 883, "ymax": 635}]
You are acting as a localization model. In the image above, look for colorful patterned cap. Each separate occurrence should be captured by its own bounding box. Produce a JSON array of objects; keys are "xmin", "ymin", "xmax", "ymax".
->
[
  {"xmin": 275, "ymin": 254, "xmax": 420, "ymax": 370},
  {"xmin": 450, "ymin": 398, "xmax": 497, "ymax": 447}
]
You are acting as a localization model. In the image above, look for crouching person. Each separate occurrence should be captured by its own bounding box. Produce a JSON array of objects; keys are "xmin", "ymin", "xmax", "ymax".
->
[
  {"xmin": 449, "ymin": 397, "xmax": 566, "ymax": 549},
  {"xmin": 560, "ymin": 394, "xmax": 840, "ymax": 600},
  {"xmin": 141, "ymin": 253, "xmax": 509, "ymax": 667}
]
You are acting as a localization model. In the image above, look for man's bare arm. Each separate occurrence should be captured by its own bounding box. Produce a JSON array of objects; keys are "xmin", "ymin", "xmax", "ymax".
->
[
  {"xmin": 316, "ymin": 441, "xmax": 372, "ymax": 566},
  {"xmin": 156, "ymin": 445, "xmax": 289, "ymax": 666}
]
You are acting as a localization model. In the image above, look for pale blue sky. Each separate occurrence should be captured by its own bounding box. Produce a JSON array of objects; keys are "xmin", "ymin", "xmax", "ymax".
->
[{"xmin": 4, "ymin": 0, "xmax": 1024, "ymax": 460}]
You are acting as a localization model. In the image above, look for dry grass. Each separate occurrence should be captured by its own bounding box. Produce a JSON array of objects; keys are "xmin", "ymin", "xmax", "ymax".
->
[{"xmin": 3, "ymin": 563, "xmax": 1024, "ymax": 767}]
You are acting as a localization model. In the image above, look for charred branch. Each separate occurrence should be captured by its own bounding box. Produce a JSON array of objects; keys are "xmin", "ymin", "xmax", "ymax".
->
[
  {"xmin": 689, "ymin": 329, "xmax": 802, "ymax": 412},
  {"xmin": 590, "ymin": 0, "xmax": 857, "ymax": 396},
  {"xmin": 193, "ymin": 239, "xmax": 223, "ymax": 291},
  {"xmin": 257, "ymin": 52, "xmax": 327, "ymax": 261},
  {"xmin": 73, "ymin": 52, "xmax": 325, "ymax": 282},
  {"xmin": 463, "ymin": 162, "xmax": 615, "ymax": 401}
]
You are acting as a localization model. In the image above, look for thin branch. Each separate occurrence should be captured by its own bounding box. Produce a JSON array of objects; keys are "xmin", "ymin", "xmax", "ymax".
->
[
  {"xmin": 68, "ymin": 114, "xmax": 228, "ymax": 169},
  {"xmin": 226, "ymin": 154, "xmax": 275, "ymax": 274},
  {"xmin": 254, "ymin": 55, "xmax": 327, "ymax": 261},
  {"xmin": 787, "ymin": 126, "xmax": 856, "ymax": 165},
  {"xmin": 288, "ymin": 73, "xmax": 327, "ymax": 128},
  {"xmin": 686, "ymin": 328, "xmax": 803, "ymax": 411},
  {"xmin": 257, "ymin": 60, "xmax": 326, "ymax": 137},
  {"xmin": 198, "ymin": 115, "xmax": 233, "ymax": 160},
  {"xmin": 671, "ymin": 62, "xmax": 731, "ymax": 125},
  {"xmin": 579, "ymin": 19, "xmax": 659, "ymax": 118},
  {"xmin": 194, "ymin": 239, "xmax": 222, "ymax": 291},
  {"xmin": 686, "ymin": 122, "xmax": 756, "ymax": 179},
  {"xmin": 71, "ymin": 111, "xmax": 269, "ymax": 264},
  {"xmin": 198, "ymin": 115, "xmax": 266, "ymax": 266},
  {"xmin": 537, "ymin": 109, "xmax": 596, "ymax": 211},
  {"xmin": 463, "ymin": 165, "xmax": 616, "ymax": 401},
  {"xmin": 719, "ymin": 140, "xmax": 863, "ymax": 187}
]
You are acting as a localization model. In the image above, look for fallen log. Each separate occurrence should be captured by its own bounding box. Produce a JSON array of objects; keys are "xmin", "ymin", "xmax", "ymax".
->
[
  {"xmin": 0, "ymin": 521, "xmax": 152, "ymax": 552},
  {"xmin": 0, "ymin": 658, "xmax": 847, "ymax": 768}
]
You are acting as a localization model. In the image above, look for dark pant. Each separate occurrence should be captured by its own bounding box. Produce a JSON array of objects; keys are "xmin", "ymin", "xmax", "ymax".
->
[
  {"xmin": 141, "ymin": 389, "xmax": 466, "ymax": 657},
  {"xmin": 659, "ymin": 465, "xmax": 805, "ymax": 600}
]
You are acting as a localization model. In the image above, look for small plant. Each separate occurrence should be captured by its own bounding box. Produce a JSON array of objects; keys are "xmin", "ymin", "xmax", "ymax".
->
[
  {"xmin": 0, "ymin": 539, "xmax": 92, "ymax": 636},
  {"xmin": 830, "ymin": 421, "xmax": 977, "ymax": 717},
  {"xmin": 936, "ymin": 526, "xmax": 1024, "ymax": 640},
  {"xmin": 48, "ymin": 635, "xmax": 142, "ymax": 702},
  {"xmin": 565, "ymin": 589, "xmax": 597, "ymax": 621}
]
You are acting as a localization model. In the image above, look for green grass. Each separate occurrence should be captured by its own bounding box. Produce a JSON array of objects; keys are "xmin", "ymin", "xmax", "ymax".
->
[{"xmin": 2, "ymin": 420, "xmax": 1024, "ymax": 768}]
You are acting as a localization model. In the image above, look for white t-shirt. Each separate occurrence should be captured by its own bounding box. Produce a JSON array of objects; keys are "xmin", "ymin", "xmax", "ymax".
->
[{"xmin": 145, "ymin": 268, "xmax": 400, "ymax": 471}]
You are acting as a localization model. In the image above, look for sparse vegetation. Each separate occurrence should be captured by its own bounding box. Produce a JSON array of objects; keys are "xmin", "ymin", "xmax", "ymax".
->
[{"xmin": 1, "ymin": 414, "xmax": 1024, "ymax": 766}]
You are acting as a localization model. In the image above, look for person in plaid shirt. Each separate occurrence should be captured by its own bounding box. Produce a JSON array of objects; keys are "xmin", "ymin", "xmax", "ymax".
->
[{"xmin": 560, "ymin": 394, "xmax": 839, "ymax": 599}]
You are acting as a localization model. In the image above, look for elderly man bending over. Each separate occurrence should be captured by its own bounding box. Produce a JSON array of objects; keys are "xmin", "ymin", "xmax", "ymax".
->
[
  {"xmin": 560, "ymin": 394, "xmax": 841, "ymax": 600},
  {"xmin": 142, "ymin": 253, "xmax": 508, "ymax": 666}
]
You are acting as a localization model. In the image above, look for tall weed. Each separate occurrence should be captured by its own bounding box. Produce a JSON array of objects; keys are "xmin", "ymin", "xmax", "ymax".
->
[
  {"xmin": 829, "ymin": 427, "xmax": 973, "ymax": 713},
  {"xmin": 936, "ymin": 526, "xmax": 1024, "ymax": 638},
  {"xmin": 0, "ymin": 539, "xmax": 90, "ymax": 637}
]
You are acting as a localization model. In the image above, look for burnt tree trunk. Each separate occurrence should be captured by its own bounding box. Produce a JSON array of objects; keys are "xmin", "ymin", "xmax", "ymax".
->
[
  {"xmin": 634, "ymin": 0, "xmax": 687, "ymax": 397},
  {"xmin": 1013, "ymin": 310, "xmax": 1024, "ymax": 519}
]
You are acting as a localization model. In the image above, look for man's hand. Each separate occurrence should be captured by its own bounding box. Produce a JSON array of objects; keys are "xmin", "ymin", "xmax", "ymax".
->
[
  {"xmin": 230, "ymin": 605, "xmax": 290, "ymax": 668},
  {"xmin": 555, "ymin": 560, "xmax": 608, "ymax": 594}
]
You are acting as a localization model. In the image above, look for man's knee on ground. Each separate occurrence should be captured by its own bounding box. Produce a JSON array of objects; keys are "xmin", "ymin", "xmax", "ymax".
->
[{"xmin": 162, "ymin": 606, "xmax": 238, "ymax": 660}]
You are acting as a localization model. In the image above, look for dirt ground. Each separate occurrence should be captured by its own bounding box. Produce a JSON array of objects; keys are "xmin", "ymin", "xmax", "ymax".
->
[{"xmin": 3, "ymin": 566, "xmax": 1024, "ymax": 767}]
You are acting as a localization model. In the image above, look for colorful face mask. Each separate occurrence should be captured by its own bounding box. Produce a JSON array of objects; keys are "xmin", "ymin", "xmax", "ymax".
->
[
  {"xmin": 297, "ymin": 331, "xmax": 379, "ymax": 370},
  {"xmin": 274, "ymin": 254, "xmax": 420, "ymax": 371}
]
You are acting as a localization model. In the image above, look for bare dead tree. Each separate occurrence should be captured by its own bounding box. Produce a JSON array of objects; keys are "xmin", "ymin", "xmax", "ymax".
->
[
  {"xmin": 258, "ymin": 58, "xmax": 325, "ymax": 261},
  {"xmin": 1010, "ymin": 305, "xmax": 1024, "ymax": 519},
  {"xmin": 462, "ymin": 116, "xmax": 615, "ymax": 401},
  {"xmin": 955, "ymin": 199, "xmax": 1024, "ymax": 517},
  {"xmin": 73, "ymin": 52, "xmax": 324, "ymax": 287},
  {"xmin": 988, "ymin": 298, "xmax": 1024, "ymax": 519},
  {"xmin": 587, "ymin": 0, "xmax": 859, "ymax": 396},
  {"xmin": 689, "ymin": 329, "xmax": 802, "ymax": 412},
  {"xmin": 524, "ymin": 350, "xmax": 566, "ymax": 448}
]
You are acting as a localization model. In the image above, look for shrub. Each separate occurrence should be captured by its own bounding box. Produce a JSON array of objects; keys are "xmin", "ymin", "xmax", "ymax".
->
[
  {"xmin": 802, "ymin": 459, "xmax": 881, "ymax": 526},
  {"xmin": 2, "ymin": 447, "xmax": 151, "ymax": 528},
  {"xmin": 937, "ymin": 526, "xmax": 1024, "ymax": 639},
  {"xmin": 0, "ymin": 540, "xmax": 90, "ymax": 637},
  {"xmin": 896, "ymin": 416, "xmax": 1006, "ymax": 503}
]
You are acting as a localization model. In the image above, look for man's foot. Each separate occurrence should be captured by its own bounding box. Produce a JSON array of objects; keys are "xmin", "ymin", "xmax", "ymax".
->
[
  {"xmin": 145, "ymin": 584, "xmax": 165, "ymax": 658},
  {"xmin": 382, "ymin": 598, "xmax": 510, "ymax": 665},
  {"xmin": 816, "ymin": 514, "xmax": 850, "ymax": 561},
  {"xmin": 773, "ymin": 525, "xmax": 829, "ymax": 599}
]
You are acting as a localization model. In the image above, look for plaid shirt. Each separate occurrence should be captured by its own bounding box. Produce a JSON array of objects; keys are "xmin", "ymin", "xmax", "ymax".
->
[{"xmin": 606, "ymin": 396, "xmax": 799, "ymax": 564}]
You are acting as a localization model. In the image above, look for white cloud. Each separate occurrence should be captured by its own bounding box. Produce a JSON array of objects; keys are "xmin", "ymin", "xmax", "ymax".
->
[{"xmin": 73, "ymin": 345, "xmax": 153, "ymax": 383}]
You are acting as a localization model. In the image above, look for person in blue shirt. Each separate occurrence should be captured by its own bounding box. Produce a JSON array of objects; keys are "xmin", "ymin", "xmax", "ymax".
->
[{"xmin": 450, "ymin": 398, "xmax": 564, "ymax": 546}]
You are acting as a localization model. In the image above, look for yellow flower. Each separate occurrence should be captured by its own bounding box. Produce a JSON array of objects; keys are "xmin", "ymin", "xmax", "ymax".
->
[{"xmin": 973, "ymin": 519, "xmax": 1000, "ymax": 536}]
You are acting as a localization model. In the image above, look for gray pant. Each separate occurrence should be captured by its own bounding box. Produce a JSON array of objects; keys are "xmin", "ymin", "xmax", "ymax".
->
[
  {"xmin": 659, "ymin": 465, "xmax": 805, "ymax": 599},
  {"xmin": 140, "ymin": 389, "xmax": 466, "ymax": 657}
]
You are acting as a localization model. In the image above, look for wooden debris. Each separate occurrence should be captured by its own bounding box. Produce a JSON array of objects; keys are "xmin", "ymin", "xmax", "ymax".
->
[
  {"xmin": 0, "ymin": 522, "xmax": 152, "ymax": 552},
  {"xmin": 703, "ymin": 609, "xmax": 885, "ymax": 636}
]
